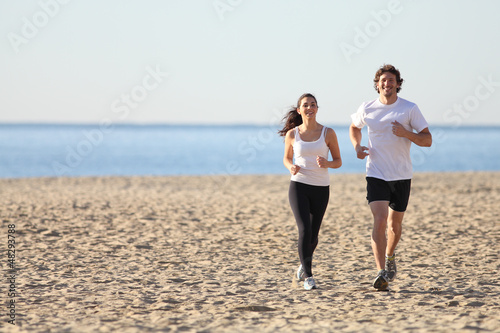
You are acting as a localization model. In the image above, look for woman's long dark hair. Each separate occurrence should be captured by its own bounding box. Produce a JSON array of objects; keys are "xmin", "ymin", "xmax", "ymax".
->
[{"xmin": 278, "ymin": 93, "xmax": 317, "ymax": 137}]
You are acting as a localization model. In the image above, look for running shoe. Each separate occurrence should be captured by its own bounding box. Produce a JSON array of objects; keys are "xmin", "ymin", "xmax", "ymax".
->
[
  {"xmin": 385, "ymin": 254, "xmax": 397, "ymax": 282},
  {"xmin": 296, "ymin": 264, "xmax": 305, "ymax": 281},
  {"xmin": 373, "ymin": 269, "xmax": 389, "ymax": 290},
  {"xmin": 304, "ymin": 277, "xmax": 317, "ymax": 290}
]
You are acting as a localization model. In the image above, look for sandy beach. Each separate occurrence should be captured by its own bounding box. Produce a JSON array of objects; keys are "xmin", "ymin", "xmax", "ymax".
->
[{"xmin": 1, "ymin": 172, "xmax": 499, "ymax": 332}]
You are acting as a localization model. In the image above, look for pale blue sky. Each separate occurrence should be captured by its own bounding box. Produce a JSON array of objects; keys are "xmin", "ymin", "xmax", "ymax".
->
[{"xmin": 1, "ymin": 0, "xmax": 499, "ymax": 125}]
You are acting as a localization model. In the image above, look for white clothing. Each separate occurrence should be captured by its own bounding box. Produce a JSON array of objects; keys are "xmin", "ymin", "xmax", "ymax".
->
[
  {"xmin": 291, "ymin": 126, "xmax": 330, "ymax": 186},
  {"xmin": 351, "ymin": 97, "xmax": 428, "ymax": 181}
]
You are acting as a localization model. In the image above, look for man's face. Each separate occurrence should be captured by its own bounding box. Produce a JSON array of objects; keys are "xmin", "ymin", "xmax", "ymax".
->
[{"xmin": 377, "ymin": 72, "xmax": 400, "ymax": 98}]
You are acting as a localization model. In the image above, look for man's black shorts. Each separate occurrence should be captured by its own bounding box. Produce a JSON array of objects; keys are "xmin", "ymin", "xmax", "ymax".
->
[{"xmin": 366, "ymin": 177, "xmax": 412, "ymax": 212}]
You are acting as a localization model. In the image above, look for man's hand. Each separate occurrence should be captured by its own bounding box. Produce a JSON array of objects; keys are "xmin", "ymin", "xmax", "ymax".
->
[
  {"xmin": 355, "ymin": 145, "xmax": 369, "ymax": 159},
  {"xmin": 391, "ymin": 121, "xmax": 408, "ymax": 138}
]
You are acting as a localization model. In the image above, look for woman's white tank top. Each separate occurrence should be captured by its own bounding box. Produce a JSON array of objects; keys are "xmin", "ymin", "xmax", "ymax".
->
[{"xmin": 291, "ymin": 126, "xmax": 330, "ymax": 186}]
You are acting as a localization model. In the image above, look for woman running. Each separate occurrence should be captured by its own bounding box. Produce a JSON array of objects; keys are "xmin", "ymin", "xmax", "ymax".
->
[{"xmin": 279, "ymin": 93, "xmax": 342, "ymax": 290}]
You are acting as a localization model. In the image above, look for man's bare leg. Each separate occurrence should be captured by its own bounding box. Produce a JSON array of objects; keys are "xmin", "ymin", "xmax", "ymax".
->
[
  {"xmin": 387, "ymin": 208, "xmax": 405, "ymax": 257},
  {"xmin": 369, "ymin": 201, "xmax": 390, "ymax": 270}
]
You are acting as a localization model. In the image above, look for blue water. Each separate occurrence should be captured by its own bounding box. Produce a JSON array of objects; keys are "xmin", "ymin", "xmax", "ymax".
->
[{"xmin": 0, "ymin": 124, "xmax": 498, "ymax": 178}]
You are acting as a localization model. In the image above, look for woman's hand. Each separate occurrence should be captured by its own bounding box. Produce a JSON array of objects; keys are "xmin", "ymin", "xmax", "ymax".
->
[
  {"xmin": 290, "ymin": 165, "xmax": 301, "ymax": 175},
  {"xmin": 316, "ymin": 156, "xmax": 329, "ymax": 168}
]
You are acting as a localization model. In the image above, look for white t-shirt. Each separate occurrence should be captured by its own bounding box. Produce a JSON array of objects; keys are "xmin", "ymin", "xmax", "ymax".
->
[
  {"xmin": 291, "ymin": 126, "xmax": 330, "ymax": 186},
  {"xmin": 351, "ymin": 97, "xmax": 429, "ymax": 181}
]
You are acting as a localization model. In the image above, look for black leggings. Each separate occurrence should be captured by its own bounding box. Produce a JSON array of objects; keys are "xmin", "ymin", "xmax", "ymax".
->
[{"xmin": 288, "ymin": 181, "xmax": 330, "ymax": 277}]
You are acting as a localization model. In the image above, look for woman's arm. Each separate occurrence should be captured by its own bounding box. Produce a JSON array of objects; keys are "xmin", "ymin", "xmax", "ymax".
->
[
  {"xmin": 317, "ymin": 128, "xmax": 342, "ymax": 169},
  {"xmin": 283, "ymin": 129, "xmax": 300, "ymax": 175}
]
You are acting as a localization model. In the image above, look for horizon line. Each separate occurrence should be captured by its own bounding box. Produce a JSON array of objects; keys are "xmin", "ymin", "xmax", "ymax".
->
[{"xmin": 1, "ymin": 121, "xmax": 500, "ymax": 128}]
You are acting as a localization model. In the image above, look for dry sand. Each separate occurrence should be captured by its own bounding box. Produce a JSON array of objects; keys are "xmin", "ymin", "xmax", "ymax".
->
[{"xmin": 1, "ymin": 172, "xmax": 499, "ymax": 332}]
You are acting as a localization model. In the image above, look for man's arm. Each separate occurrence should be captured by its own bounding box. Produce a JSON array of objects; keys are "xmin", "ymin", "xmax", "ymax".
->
[
  {"xmin": 349, "ymin": 123, "xmax": 369, "ymax": 159},
  {"xmin": 392, "ymin": 121, "xmax": 432, "ymax": 147}
]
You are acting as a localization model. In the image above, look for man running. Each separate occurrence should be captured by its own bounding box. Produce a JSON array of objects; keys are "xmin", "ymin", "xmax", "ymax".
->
[{"xmin": 349, "ymin": 64, "xmax": 432, "ymax": 290}]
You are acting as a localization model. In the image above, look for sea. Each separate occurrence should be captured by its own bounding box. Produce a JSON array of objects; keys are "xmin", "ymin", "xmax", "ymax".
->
[{"xmin": 0, "ymin": 124, "xmax": 498, "ymax": 178}]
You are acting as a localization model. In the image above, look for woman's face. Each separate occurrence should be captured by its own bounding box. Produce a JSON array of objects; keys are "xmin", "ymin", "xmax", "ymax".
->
[{"xmin": 297, "ymin": 97, "xmax": 318, "ymax": 119}]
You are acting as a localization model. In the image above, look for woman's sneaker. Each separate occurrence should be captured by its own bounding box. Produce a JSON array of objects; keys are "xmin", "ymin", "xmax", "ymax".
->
[
  {"xmin": 373, "ymin": 269, "xmax": 389, "ymax": 290},
  {"xmin": 296, "ymin": 264, "xmax": 305, "ymax": 281},
  {"xmin": 304, "ymin": 277, "xmax": 317, "ymax": 290},
  {"xmin": 385, "ymin": 254, "xmax": 397, "ymax": 282}
]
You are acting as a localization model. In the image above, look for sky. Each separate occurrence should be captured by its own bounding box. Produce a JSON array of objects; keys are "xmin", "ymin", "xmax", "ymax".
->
[{"xmin": 1, "ymin": 0, "xmax": 500, "ymax": 126}]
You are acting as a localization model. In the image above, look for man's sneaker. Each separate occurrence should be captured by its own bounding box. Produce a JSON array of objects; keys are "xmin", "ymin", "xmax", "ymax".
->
[
  {"xmin": 304, "ymin": 277, "xmax": 317, "ymax": 290},
  {"xmin": 385, "ymin": 254, "xmax": 397, "ymax": 282},
  {"xmin": 297, "ymin": 264, "xmax": 305, "ymax": 281},
  {"xmin": 373, "ymin": 269, "xmax": 389, "ymax": 290}
]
